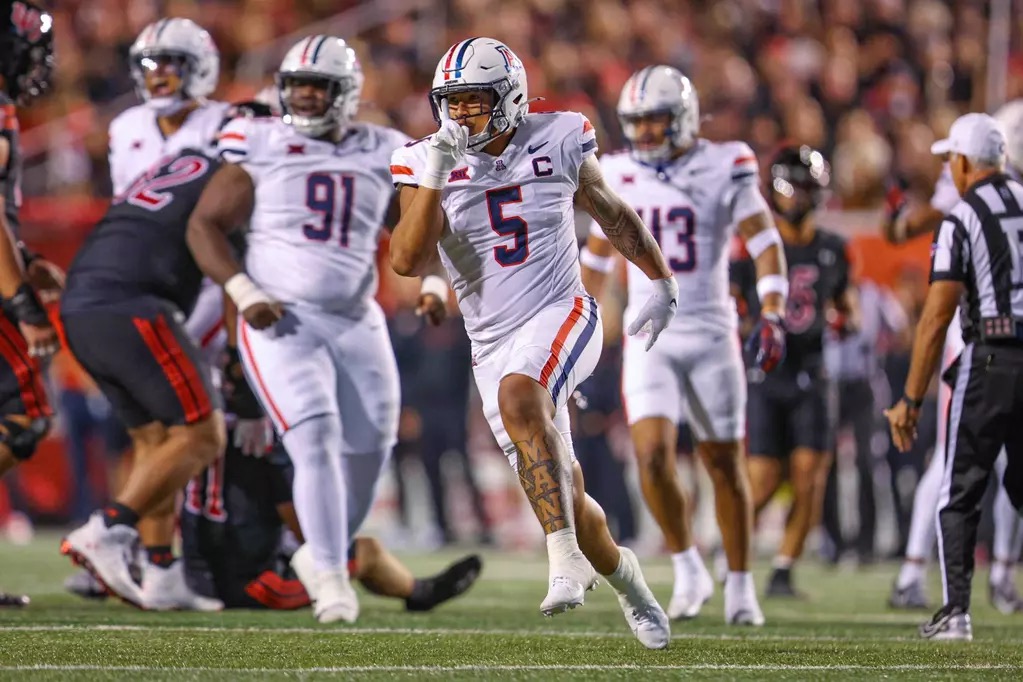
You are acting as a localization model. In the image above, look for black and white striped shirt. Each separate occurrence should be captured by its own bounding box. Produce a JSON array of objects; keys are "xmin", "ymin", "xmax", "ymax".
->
[{"xmin": 931, "ymin": 173, "xmax": 1023, "ymax": 343}]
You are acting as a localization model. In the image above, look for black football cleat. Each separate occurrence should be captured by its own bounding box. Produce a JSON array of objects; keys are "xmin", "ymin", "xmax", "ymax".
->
[
  {"xmin": 406, "ymin": 554, "xmax": 482, "ymax": 612},
  {"xmin": 0, "ymin": 591, "xmax": 29, "ymax": 607}
]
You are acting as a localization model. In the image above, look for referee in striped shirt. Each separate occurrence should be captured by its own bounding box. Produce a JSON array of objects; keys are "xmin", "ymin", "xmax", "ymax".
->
[{"xmin": 885, "ymin": 112, "xmax": 1023, "ymax": 642}]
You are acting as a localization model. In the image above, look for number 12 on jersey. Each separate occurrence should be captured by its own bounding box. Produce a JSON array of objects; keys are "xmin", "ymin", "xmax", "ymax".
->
[{"xmin": 304, "ymin": 173, "xmax": 355, "ymax": 246}]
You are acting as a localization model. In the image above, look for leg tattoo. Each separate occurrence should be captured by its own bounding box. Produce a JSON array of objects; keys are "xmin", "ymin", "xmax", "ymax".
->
[{"xmin": 515, "ymin": 431, "xmax": 573, "ymax": 534}]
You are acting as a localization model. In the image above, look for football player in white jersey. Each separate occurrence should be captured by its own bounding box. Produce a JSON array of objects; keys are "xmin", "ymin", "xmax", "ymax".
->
[
  {"xmin": 888, "ymin": 103, "xmax": 1023, "ymax": 612},
  {"xmin": 109, "ymin": 18, "xmax": 227, "ymax": 195},
  {"xmin": 71, "ymin": 17, "xmax": 229, "ymax": 612},
  {"xmin": 389, "ymin": 37, "xmax": 673, "ymax": 649},
  {"xmin": 580, "ymin": 66, "xmax": 786, "ymax": 625},
  {"xmin": 187, "ymin": 35, "xmax": 406, "ymax": 624}
]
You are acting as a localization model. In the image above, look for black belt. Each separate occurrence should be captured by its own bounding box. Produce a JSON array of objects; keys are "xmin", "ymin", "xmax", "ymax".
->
[{"xmin": 978, "ymin": 316, "xmax": 1023, "ymax": 345}]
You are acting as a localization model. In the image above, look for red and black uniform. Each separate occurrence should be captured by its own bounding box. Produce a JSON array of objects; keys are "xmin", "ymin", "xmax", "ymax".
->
[
  {"xmin": 0, "ymin": 93, "xmax": 50, "ymax": 428},
  {"xmin": 60, "ymin": 151, "xmax": 220, "ymax": 429}
]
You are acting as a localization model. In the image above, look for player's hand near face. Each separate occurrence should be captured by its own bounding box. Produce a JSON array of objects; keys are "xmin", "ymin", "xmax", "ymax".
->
[{"xmin": 422, "ymin": 117, "xmax": 469, "ymax": 190}]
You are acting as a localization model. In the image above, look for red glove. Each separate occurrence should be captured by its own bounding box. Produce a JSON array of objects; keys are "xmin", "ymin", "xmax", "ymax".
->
[{"xmin": 745, "ymin": 312, "xmax": 786, "ymax": 373}]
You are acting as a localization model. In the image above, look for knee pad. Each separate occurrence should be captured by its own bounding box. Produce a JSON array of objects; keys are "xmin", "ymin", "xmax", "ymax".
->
[{"xmin": 1, "ymin": 416, "xmax": 50, "ymax": 461}]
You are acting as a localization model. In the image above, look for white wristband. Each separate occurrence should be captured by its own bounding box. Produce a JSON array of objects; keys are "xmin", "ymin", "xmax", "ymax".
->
[
  {"xmin": 745, "ymin": 227, "xmax": 782, "ymax": 259},
  {"xmin": 756, "ymin": 274, "xmax": 789, "ymax": 302},
  {"xmin": 420, "ymin": 275, "xmax": 449, "ymax": 304},
  {"xmin": 225, "ymin": 273, "xmax": 273, "ymax": 311},
  {"xmin": 580, "ymin": 246, "xmax": 615, "ymax": 273},
  {"xmin": 419, "ymin": 168, "xmax": 448, "ymax": 191}
]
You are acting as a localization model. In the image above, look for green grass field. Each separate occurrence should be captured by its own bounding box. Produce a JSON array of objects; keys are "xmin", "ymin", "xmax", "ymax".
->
[{"xmin": 1, "ymin": 532, "xmax": 1022, "ymax": 680}]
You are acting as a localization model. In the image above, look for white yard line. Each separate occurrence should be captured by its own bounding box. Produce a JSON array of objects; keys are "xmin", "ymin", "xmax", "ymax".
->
[
  {"xmin": 2, "ymin": 664, "xmax": 1021, "ymax": 673},
  {"xmin": 0, "ymin": 623, "xmax": 936, "ymax": 643}
]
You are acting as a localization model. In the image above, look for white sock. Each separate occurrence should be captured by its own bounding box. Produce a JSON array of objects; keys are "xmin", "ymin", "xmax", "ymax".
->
[
  {"xmin": 897, "ymin": 560, "xmax": 925, "ymax": 589},
  {"xmin": 671, "ymin": 547, "xmax": 703, "ymax": 582},
  {"xmin": 546, "ymin": 528, "xmax": 582, "ymax": 567},
  {"xmin": 991, "ymin": 561, "xmax": 1008, "ymax": 587},
  {"xmin": 724, "ymin": 571, "xmax": 754, "ymax": 603},
  {"xmin": 282, "ymin": 415, "xmax": 348, "ymax": 573},
  {"xmin": 605, "ymin": 549, "xmax": 634, "ymax": 595}
]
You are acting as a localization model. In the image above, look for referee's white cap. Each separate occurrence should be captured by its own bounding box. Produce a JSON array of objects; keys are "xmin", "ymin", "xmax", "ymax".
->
[{"xmin": 931, "ymin": 112, "xmax": 1008, "ymax": 163}]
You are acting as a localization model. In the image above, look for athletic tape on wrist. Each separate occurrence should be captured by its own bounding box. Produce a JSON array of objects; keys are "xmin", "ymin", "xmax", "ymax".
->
[
  {"xmin": 225, "ymin": 273, "xmax": 273, "ymax": 311},
  {"xmin": 756, "ymin": 274, "xmax": 789, "ymax": 302},
  {"xmin": 420, "ymin": 275, "xmax": 449, "ymax": 304}
]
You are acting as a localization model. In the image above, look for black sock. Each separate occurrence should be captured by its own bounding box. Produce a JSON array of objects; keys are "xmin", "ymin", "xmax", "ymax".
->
[
  {"xmin": 405, "ymin": 579, "xmax": 435, "ymax": 612},
  {"xmin": 102, "ymin": 503, "xmax": 139, "ymax": 528},
  {"xmin": 146, "ymin": 545, "xmax": 175, "ymax": 568}
]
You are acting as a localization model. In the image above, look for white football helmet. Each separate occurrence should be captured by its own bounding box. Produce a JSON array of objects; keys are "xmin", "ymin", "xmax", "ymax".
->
[
  {"xmin": 129, "ymin": 18, "xmax": 219, "ymax": 115},
  {"xmin": 617, "ymin": 66, "xmax": 700, "ymax": 164},
  {"xmin": 994, "ymin": 99, "xmax": 1023, "ymax": 175},
  {"xmin": 276, "ymin": 35, "xmax": 363, "ymax": 138},
  {"xmin": 430, "ymin": 38, "xmax": 529, "ymax": 150}
]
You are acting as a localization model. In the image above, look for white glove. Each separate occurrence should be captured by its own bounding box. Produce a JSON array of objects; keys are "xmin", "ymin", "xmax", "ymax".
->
[
  {"xmin": 234, "ymin": 417, "xmax": 273, "ymax": 457},
  {"xmin": 627, "ymin": 277, "xmax": 679, "ymax": 351},
  {"xmin": 421, "ymin": 119, "xmax": 469, "ymax": 190}
]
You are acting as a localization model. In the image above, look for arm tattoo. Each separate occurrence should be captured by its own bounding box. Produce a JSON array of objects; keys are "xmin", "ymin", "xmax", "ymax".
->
[
  {"xmin": 578, "ymin": 158, "xmax": 659, "ymax": 261},
  {"xmin": 514, "ymin": 431, "xmax": 570, "ymax": 534}
]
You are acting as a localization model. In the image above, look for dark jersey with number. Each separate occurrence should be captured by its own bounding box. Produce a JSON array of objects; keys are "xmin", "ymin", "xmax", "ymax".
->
[
  {"xmin": 0, "ymin": 93, "xmax": 22, "ymax": 235},
  {"xmin": 732, "ymin": 228, "xmax": 850, "ymax": 376},
  {"xmin": 61, "ymin": 149, "xmax": 220, "ymax": 317}
]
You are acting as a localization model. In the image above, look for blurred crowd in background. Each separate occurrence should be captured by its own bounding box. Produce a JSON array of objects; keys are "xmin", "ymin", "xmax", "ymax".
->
[{"xmin": 5, "ymin": 0, "xmax": 1023, "ymax": 561}]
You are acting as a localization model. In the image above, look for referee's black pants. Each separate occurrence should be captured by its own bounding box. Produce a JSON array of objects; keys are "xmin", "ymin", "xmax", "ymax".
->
[{"xmin": 939, "ymin": 342, "xmax": 1023, "ymax": 611}]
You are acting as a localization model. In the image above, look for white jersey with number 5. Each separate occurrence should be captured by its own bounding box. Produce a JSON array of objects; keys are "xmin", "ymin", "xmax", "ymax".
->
[
  {"xmin": 590, "ymin": 140, "xmax": 763, "ymax": 335},
  {"xmin": 390, "ymin": 111, "xmax": 596, "ymax": 352},
  {"xmin": 220, "ymin": 117, "xmax": 409, "ymax": 315},
  {"xmin": 109, "ymin": 101, "xmax": 231, "ymax": 196}
]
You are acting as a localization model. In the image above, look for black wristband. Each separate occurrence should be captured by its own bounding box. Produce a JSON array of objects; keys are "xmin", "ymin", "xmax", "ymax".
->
[
  {"xmin": 902, "ymin": 393, "xmax": 924, "ymax": 410},
  {"xmin": 9, "ymin": 282, "xmax": 47, "ymax": 326}
]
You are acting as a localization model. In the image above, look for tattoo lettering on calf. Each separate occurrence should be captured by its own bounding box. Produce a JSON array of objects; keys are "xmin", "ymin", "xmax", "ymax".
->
[{"xmin": 514, "ymin": 432, "xmax": 569, "ymax": 533}]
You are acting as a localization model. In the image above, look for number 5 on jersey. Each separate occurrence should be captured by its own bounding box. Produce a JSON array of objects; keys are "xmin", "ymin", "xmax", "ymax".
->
[
  {"xmin": 487, "ymin": 185, "xmax": 529, "ymax": 266},
  {"xmin": 304, "ymin": 173, "xmax": 355, "ymax": 247}
]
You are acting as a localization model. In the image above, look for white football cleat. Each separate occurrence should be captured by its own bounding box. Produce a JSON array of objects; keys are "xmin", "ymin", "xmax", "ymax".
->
[
  {"xmin": 61, "ymin": 512, "xmax": 142, "ymax": 608},
  {"xmin": 540, "ymin": 552, "xmax": 598, "ymax": 617},
  {"xmin": 290, "ymin": 544, "xmax": 319, "ymax": 602},
  {"xmin": 614, "ymin": 548, "xmax": 670, "ymax": 649},
  {"xmin": 725, "ymin": 594, "xmax": 765, "ymax": 626},
  {"xmin": 291, "ymin": 544, "xmax": 358, "ymax": 624},
  {"xmin": 313, "ymin": 569, "xmax": 359, "ymax": 624},
  {"xmin": 141, "ymin": 561, "xmax": 223, "ymax": 611},
  {"xmin": 667, "ymin": 561, "xmax": 714, "ymax": 620}
]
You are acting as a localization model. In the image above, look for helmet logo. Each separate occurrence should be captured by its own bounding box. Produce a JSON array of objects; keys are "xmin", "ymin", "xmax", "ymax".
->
[{"xmin": 495, "ymin": 46, "xmax": 517, "ymax": 73}]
